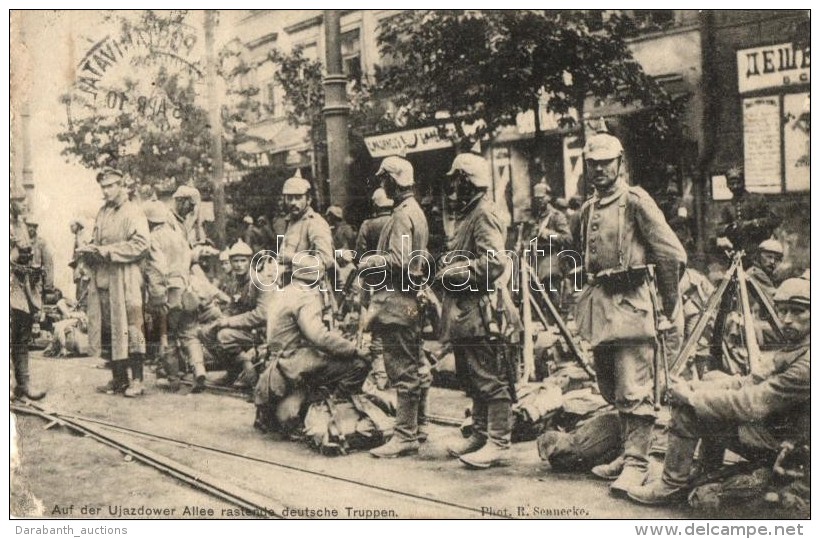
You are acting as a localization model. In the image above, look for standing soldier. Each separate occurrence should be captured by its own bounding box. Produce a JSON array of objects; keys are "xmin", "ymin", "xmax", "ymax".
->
[
  {"xmin": 356, "ymin": 188, "xmax": 394, "ymax": 257},
  {"xmin": 364, "ymin": 156, "xmax": 430, "ymax": 458},
  {"xmin": 81, "ymin": 168, "xmax": 150, "ymax": 397},
  {"xmin": 171, "ymin": 186, "xmax": 208, "ymax": 249},
  {"xmin": 716, "ymin": 165, "xmax": 781, "ymax": 260},
  {"xmin": 572, "ymin": 133, "xmax": 687, "ymax": 494},
  {"xmin": 278, "ymin": 173, "xmax": 334, "ymax": 284},
  {"xmin": 530, "ymin": 182, "xmax": 572, "ymax": 296},
  {"xmin": 24, "ymin": 216, "xmax": 55, "ymax": 300},
  {"xmin": 10, "ymin": 187, "xmax": 46, "ymax": 400},
  {"xmin": 438, "ymin": 153, "xmax": 513, "ymax": 469},
  {"xmin": 142, "ymin": 202, "xmax": 205, "ymax": 392}
]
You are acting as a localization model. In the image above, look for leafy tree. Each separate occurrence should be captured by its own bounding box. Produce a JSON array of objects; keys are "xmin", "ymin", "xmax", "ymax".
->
[
  {"xmin": 376, "ymin": 10, "xmax": 683, "ymax": 146},
  {"xmin": 57, "ymin": 11, "xmax": 254, "ymax": 198},
  {"xmin": 266, "ymin": 46, "xmax": 395, "ymax": 216}
]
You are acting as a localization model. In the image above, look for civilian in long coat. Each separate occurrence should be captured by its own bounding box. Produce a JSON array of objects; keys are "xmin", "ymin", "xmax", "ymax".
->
[{"xmin": 84, "ymin": 168, "xmax": 150, "ymax": 397}]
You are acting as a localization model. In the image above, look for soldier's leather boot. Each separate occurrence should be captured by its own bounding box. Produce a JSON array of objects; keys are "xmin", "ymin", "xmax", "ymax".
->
[
  {"xmin": 627, "ymin": 478, "xmax": 686, "ymax": 505},
  {"xmin": 96, "ymin": 361, "xmax": 129, "ymax": 395},
  {"xmin": 14, "ymin": 377, "xmax": 46, "ymax": 401},
  {"xmin": 12, "ymin": 346, "xmax": 46, "ymax": 400},
  {"xmin": 448, "ymin": 399, "xmax": 487, "ymax": 457},
  {"xmin": 187, "ymin": 341, "xmax": 208, "ymax": 393},
  {"xmin": 459, "ymin": 400, "xmax": 511, "ymax": 469},
  {"xmin": 417, "ymin": 388, "xmax": 430, "ymax": 443},
  {"xmin": 610, "ymin": 414, "xmax": 654, "ymax": 497},
  {"xmin": 124, "ymin": 379, "xmax": 145, "ymax": 398},
  {"xmin": 371, "ymin": 392, "xmax": 419, "ymax": 458},
  {"xmin": 628, "ymin": 431, "xmax": 698, "ymax": 505},
  {"xmin": 591, "ymin": 454, "xmax": 625, "ymax": 480}
]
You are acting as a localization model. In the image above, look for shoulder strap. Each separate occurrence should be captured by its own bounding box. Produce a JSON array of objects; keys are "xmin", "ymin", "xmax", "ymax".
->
[{"xmin": 617, "ymin": 191, "xmax": 628, "ymax": 269}]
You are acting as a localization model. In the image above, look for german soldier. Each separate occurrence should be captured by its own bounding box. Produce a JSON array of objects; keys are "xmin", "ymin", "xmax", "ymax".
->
[
  {"xmin": 364, "ymin": 156, "xmax": 430, "ymax": 458},
  {"xmin": 716, "ymin": 165, "xmax": 781, "ymax": 261},
  {"xmin": 82, "ymin": 168, "xmax": 150, "ymax": 397},
  {"xmin": 628, "ymin": 278, "xmax": 810, "ymax": 505},
  {"xmin": 206, "ymin": 240, "xmax": 272, "ymax": 388},
  {"xmin": 279, "ymin": 173, "xmax": 334, "ymax": 284},
  {"xmin": 439, "ymin": 153, "xmax": 513, "ymax": 469},
  {"xmin": 747, "ymin": 239, "xmax": 784, "ymax": 303},
  {"xmin": 572, "ymin": 133, "xmax": 687, "ymax": 494},
  {"xmin": 254, "ymin": 253, "xmax": 370, "ymax": 433},
  {"xmin": 10, "ymin": 187, "xmax": 46, "ymax": 400}
]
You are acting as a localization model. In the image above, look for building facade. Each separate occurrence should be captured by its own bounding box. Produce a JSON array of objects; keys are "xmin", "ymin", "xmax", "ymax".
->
[{"xmin": 227, "ymin": 10, "xmax": 809, "ymax": 269}]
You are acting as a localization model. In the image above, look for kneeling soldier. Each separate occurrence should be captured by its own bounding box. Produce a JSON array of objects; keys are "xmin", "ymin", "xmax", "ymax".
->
[{"xmin": 254, "ymin": 254, "xmax": 370, "ymax": 432}]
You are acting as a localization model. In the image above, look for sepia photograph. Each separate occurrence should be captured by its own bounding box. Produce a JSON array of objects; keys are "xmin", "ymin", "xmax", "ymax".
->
[{"xmin": 8, "ymin": 7, "xmax": 811, "ymax": 526}]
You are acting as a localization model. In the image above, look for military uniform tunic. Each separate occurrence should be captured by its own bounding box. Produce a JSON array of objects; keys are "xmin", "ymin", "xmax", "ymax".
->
[
  {"xmin": 280, "ymin": 207, "xmax": 334, "ymax": 274},
  {"xmin": 439, "ymin": 194, "xmax": 511, "ymax": 402},
  {"xmin": 572, "ymin": 179, "xmax": 686, "ymax": 418}
]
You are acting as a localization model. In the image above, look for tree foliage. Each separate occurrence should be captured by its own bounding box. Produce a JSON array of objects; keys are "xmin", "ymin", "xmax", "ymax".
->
[
  {"xmin": 57, "ymin": 11, "xmax": 253, "ymax": 194},
  {"xmin": 376, "ymin": 10, "xmax": 684, "ymax": 142}
]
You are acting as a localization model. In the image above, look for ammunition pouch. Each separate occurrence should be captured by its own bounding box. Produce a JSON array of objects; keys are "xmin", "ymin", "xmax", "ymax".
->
[{"xmin": 588, "ymin": 265, "xmax": 648, "ymax": 295}]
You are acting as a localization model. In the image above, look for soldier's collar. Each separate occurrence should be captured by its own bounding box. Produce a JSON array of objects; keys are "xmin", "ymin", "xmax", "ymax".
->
[
  {"xmin": 393, "ymin": 192, "xmax": 414, "ymax": 207},
  {"xmin": 594, "ymin": 181, "xmax": 628, "ymax": 207}
]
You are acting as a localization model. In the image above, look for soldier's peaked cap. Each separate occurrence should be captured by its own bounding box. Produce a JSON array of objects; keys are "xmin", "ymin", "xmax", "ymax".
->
[
  {"xmin": 219, "ymin": 249, "xmax": 231, "ymax": 262},
  {"xmin": 96, "ymin": 167, "xmax": 124, "ymax": 183},
  {"xmin": 228, "ymin": 240, "xmax": 254, "ymax": 258},
  {"xmin": 376, "ymin": 156, "xmax": 414, "ymax": 187},
  {"xmin": 759, "ymin": 239, "xmax": 784, "ymax": 255},
  {"xmin": 583, "ymin": 133, "xmax": 624, "ymax": 160},
  {"xmin": 447, "ymin": 153, "xmax": 490, "ymax": 188},
  {"xmin": 773, "ymin": 278, "xmax": 810, "ymax": 306}
]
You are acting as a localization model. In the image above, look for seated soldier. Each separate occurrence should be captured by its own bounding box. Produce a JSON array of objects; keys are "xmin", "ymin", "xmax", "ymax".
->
[
  {"xmin": 627, "ymin": 277, "xmax": 810, "ymax": 505},
  {"xmin": 747, "ymin": 239, "xmax": 784, "ymax": 303},
  {"xmin": 254, "ymin": 253, "xmax": 370, "ymax": 434},
  {"xmin": 202, "ymin": 240, "xmax": 272, "ymax": 388}
]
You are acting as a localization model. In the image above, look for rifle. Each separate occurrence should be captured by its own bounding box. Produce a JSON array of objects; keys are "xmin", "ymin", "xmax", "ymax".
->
[
  {"xmin": 515, "ymin": 223, "xmax": 535, "ymax": 383},
  {"xmin": 524, "ymin": 264, "xmax": 596, "ymax": 380},
  {"xmin": 645, "ymin": 265, "xmax": 671, "ymax": 411}
]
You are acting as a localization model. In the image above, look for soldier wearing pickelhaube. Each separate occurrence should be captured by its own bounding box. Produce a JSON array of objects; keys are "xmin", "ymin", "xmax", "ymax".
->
[
  {"xmin": 278, "ymin": 172, "xmax": 334, "ymax": 284},
  {"xmin": 572, "ymin": 133, "xmax": 686, "ymax": 495},
  {"xmin": 438, "ymin": 153, "xmax": 514, "ymax": 469},
  {"xmin": 364, "ymin": 156, "xmax": 430, "ymax": 458}
]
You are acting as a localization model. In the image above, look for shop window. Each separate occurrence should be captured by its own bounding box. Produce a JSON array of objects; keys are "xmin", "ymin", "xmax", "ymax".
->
[
  {"xmin": 742, "ymin": 92, "xmax": 809, "ymax": 193},
  {"xmin": 341, "ymin": 28, "xmax": 363, "ymax": 84}
]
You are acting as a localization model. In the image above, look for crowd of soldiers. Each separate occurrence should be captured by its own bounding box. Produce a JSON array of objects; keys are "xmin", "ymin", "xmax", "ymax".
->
[{"xmin": 9, "ymin": 131, "xmax": 809, "ymax": 509}]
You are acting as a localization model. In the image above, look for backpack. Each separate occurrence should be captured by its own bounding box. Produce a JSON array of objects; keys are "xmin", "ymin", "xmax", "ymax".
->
[{"xmin": 302, "ymin": 394, "xmax": 394, "ymax": 456}]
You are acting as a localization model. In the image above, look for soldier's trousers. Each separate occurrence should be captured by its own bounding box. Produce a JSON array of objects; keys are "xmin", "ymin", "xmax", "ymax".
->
[
  {"xmin": 663, "ymin": 382, "xmax": 778, "ymax": 487},
  {"xmin": 11, "ymin": 308, "xmax": 34, "ymax": 391},
  {"xmin": 216, "ymin": 328, "xmax": 256, "ymax": 358},
  {"xmin": 374, "ymin": 323, "xmax": 422, "ymax": 397},
  {"xmin": 592, "ymin": 342, "xmax": 655, "ymax": 417},
  {"xmin": 453, "ymin": 337, "xmax": 512, "ymax": 402}
]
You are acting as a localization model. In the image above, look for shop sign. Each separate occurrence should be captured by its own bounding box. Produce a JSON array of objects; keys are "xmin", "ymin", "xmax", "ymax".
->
[
  {"xmin": 364, "ymin": 125, "xmax": 455, "ymax": 158},
  {"xmin": 737, "ymin": 42, "xmax": 810, "ymax": 94}
]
